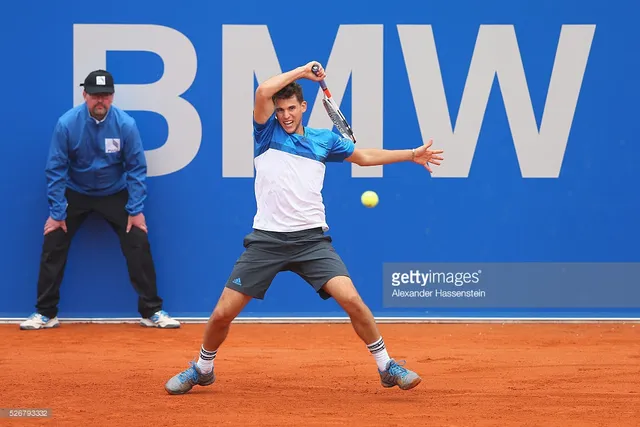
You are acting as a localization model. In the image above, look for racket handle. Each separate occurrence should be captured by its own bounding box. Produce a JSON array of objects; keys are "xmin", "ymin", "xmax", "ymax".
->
[{"xmin": 311, "ymin": 64, "xmax": 328, "ymax": 90}]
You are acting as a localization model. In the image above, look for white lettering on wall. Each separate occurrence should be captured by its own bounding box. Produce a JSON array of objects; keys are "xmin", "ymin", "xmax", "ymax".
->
[
  {"xmin": 73, "ymin": 24, "xmax": 201, "ymax": 177},
  {"xmin": 398, "ymin": 24, "xmax": 596, "ymax": 178},
  {"xmin": 73, "ymin": 23, "xmax": 595, "ymax": 179}
]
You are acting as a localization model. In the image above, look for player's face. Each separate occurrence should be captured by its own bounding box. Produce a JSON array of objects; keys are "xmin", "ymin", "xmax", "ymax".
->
[
  {"xmin": 83, "ymin": 91, "xmax": 114, "ymax": 121},
  {"xmin": 274, "ymin": 96, "xmax": 307, "ymax": 135}
]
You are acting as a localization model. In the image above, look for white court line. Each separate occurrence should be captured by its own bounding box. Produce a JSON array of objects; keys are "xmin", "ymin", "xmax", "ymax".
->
[{"xmin": 1, "ymin": 317, "xmax": 639, "ymax": 324}]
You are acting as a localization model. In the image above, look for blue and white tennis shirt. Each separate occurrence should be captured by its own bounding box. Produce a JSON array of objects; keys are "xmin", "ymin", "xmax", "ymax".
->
[{"xmin": 252, "ymin": 114, "xmax": 355, "ymax": 232}]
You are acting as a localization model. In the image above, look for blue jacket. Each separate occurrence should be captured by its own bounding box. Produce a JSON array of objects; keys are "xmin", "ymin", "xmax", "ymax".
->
[{"xmin": 46, "ymin": 103, "xmax": 148, "ymax": 221}]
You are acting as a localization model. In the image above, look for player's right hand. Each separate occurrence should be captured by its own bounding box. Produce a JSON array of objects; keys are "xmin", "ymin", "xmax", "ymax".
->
[
  {"xmin": 303, "ymin": 61, "xmax": 325, "ymax": 81},
  {"xmin": 44, "ymin": 217, "xmax": 67, "ymax": 235}
]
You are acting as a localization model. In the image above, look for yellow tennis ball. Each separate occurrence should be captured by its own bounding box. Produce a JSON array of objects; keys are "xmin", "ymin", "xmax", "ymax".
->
[{"xmin": 361, "ymin": 190, "xmax": 379, "ymax": 208}]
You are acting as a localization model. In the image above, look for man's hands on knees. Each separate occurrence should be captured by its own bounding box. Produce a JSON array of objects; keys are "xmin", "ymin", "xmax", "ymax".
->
[
  {"xmin": 127, "ymin": 213, "xmax": 147, "ymax": 234},
  {"xmin": 44, "ymin": 217, "xmax": 67, "ymax": 235}
]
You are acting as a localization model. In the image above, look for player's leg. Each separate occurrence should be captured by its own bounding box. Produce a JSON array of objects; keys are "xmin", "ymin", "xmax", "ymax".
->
[
  {"xmin": 291, "ymin": 230, "xmax": 421, "ymax": 390},
  {"xmin": 164, "ymin": 286, "xmax": 252, "ymax": 395},
  {"xmin": 323, "ymin": 276, "xmax": 422, "ymax": 390},
  {"xmin": 164, "ymin": 229, "xmax": 286, "ymax": 395},
  {"xmin": 198, "ymin": 286, "xmax": 253, "ymax": 372},
  {"xmin": 321, "ymin": 276, "xmax": 381, "ymax": 344},
  {"xmin": 95, "ymin": 190, "xmax": 178, "ymax": 328},
  {"xmin": 21, "ymin": 189, "xmax": 90, "ymax": 330}
]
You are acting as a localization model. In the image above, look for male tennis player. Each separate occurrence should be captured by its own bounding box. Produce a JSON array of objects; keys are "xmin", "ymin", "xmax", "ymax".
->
[{"xmin": 165, "ymin": 61, "xmax": 444, "ymax": 394}]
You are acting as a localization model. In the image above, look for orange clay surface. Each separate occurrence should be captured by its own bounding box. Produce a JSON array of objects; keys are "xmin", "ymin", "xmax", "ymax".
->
[{"xmin": 1, "ymin": 322, "xmax": 640, "ymax": 426}]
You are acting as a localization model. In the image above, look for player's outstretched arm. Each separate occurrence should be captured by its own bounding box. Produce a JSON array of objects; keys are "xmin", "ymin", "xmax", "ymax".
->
[
  {"xmin": 346, "ymin": 139, "xmax": 444, "ymax": 173},
  {"xmin": 253, "ymin": 61, "xmax": 326, "ymax": 124}
]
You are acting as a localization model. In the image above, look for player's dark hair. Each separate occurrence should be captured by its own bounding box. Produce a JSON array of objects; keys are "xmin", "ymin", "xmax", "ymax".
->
[{"xmin": 272, "ymin": 82, "xmax": 304, "ymax": 104}]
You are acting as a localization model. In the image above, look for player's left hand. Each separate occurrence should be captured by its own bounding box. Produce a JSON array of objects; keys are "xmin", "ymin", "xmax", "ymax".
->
[
  {"xmin": 412, "ymin": 139, "xmax": 444, "ymax": 173},
  {"xmin": 127, "ymin": 213, "xmax": 148, "ymax": 233}
]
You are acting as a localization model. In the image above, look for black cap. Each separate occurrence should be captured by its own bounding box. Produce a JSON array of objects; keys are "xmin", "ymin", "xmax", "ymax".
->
[{"xmin": 80, "ymin": 70, "xmax": 115, "ymax": 94}]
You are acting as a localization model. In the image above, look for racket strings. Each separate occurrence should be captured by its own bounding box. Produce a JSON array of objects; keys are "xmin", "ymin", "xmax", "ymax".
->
[{"xmin": 323, "ymin": 100, "xmax": 354, "ymax": 141}]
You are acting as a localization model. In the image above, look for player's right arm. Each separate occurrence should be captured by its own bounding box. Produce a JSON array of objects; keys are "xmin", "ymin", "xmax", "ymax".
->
[
  {"xmin": 45, "ymin": 120, "xmax": 70, "ymax": 222},
  {"xmin": 344, "ymin": 139, "xmax": 444, "ymax": 173},
  {"xmin": 253, "ymin": 61, "xmax": 326, "ymax": 124}
]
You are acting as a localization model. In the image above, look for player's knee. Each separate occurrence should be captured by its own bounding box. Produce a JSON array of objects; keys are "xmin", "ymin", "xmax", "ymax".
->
[
  {"xmin": 211, "ymin": 306, "xmax": 236, "ymax": 326},
  {"xmin": 339, "ymin": 293, "xmax": 367, "ymax": 316}
]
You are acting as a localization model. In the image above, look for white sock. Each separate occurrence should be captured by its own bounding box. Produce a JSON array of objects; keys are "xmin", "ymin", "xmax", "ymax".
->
[
  {"xmin": 367, "ymin": 336, "xmax": 391, "ymax": 371},
  {"xmin": 196, "ymin": 345, "xmax": 217, "ymax": 374}
]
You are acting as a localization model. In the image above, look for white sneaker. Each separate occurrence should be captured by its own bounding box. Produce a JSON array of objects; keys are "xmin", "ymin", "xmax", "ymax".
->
[
  {"xmin": 20, "ymin": 313, "xmax": 60, "ymax": 330},
  {"xmin": 140, "ymin": 310, "xmax": 181, "ymax": 329}
]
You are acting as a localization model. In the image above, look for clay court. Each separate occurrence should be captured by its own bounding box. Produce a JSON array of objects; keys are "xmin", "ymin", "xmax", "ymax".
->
[{"xmin": 2, "ymin": 322, "xmax": 639, "ymax": 426}]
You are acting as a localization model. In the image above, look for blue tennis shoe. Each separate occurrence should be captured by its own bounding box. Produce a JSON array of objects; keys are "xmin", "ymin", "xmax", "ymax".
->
[
  {"xmin": 379, "ymin": 359, "xmax": 422, "ymax": 390},
  {"xmin": 165, "ymin": 361, "xmax": 215, "ymax": 395}
]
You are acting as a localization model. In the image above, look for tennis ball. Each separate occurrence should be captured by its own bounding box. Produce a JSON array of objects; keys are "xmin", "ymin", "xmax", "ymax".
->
[{"xmin": 361, "ymin": 190, "xmax": 379, "ymax": 208}]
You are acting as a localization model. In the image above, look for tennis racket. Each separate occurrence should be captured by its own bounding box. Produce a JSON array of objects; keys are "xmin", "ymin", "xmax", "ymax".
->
[{"xmin": 311, "ymin": 64, "xmax": 356, "ymax": 143}]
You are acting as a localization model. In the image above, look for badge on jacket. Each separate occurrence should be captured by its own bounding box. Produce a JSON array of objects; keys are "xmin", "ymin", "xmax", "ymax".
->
[{"xmin": 105, "ymin": 138, "xmax": 121, "ymax": 153}]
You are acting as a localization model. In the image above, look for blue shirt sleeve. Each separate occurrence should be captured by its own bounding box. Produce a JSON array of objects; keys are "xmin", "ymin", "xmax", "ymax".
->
[
  {"xmin": 326, "ymin": 132, "xmax": 356, "ymax": 163},
  {"xmin": 122, "ymin": 121, "xmax": 147, "ymax": 215},
  {"xmin": 45, "ymin": 121, "xmax": 69, "ymax": 221},
  {"xmin": 254, "ymin": 113, "xmax": 277, "ymax": 157}
]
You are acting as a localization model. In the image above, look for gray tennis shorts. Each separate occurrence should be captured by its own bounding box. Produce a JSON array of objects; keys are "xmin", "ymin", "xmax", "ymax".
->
[{"xmin": 224, "ymin": 227, "xmax": 350, "ymax": 300}]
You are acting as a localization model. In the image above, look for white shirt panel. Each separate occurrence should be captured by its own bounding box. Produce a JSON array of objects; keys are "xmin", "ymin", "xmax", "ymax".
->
[{"xmin": 252, "ymin": 148, "xmax": 329, "ymax": 232}]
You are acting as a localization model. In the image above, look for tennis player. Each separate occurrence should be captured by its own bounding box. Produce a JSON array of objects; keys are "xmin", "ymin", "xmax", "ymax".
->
[{"xmin": 165, "ymin": 61, "xmax": 444, "ymax": 394}]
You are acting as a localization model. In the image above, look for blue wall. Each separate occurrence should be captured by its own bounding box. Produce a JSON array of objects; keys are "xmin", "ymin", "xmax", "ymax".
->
[{"xmin": 2, "ymin": 0, "xmax": 638, "ymax": 319}]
